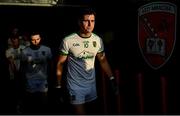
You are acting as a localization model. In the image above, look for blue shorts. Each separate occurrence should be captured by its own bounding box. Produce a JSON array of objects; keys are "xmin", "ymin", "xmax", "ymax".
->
[
  {"xmin": 26, "ymin": 79, "xmax": 48, "ymax": 93},
  {"xmin": 68, "ymin": 82, "xmax": 97, "ymax": 105}
]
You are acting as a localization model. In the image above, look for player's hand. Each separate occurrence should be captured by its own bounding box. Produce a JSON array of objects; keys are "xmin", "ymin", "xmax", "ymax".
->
[
  {"xmin": 109, "ymin": 77, "xmax": 119, "ymax": 95},
  {"xmin": 55, "ymin": 80, "xmax": 62, "ymax": 89},
  {"xmin": 54, "ymin": 84, "xmax": 64, "ymax": 103}
]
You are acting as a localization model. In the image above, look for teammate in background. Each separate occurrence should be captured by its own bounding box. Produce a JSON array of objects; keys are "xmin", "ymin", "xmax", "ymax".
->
[
  {"xmin": 7, "ymin": 27, "xmax": 30, "ymax": 48},
  {"xmin": 20, "ymin": 31, "xmax": 31, "ymax": 47},
  {"xmin": 21, "ymin": 31, "xmax": 52, "ymax": 114},
  {"xmin": 56, "ymin": 8, "xmax": 118, "ymax": 114},
  {"xmin": 5, "ymin": 34, "xmax": 26, "ymax": 113}
]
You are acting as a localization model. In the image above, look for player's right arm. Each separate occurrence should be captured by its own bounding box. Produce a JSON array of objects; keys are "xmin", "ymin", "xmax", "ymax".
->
[
  {"xmin": 5, "ymin": 49, "xmax": 17, "ymax": 73},
  {"xmin": 56, "ymin": 55, "xmax": 67, "ymax": 88}
]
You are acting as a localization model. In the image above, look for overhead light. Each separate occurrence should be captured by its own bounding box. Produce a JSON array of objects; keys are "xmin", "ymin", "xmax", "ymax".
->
[{"xmin": 0, "ymin": 0, "xmax": 63, "ymax": 6}]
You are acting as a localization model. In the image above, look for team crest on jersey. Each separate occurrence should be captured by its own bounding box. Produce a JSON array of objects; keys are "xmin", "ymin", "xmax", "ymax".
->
[
  {"xmin": 93, "ymin": 41, "xmax": 96, "ymax": 47},
  {"xmin": 138, "ymin": 2, "xmax": 177, "ymax": 70}
]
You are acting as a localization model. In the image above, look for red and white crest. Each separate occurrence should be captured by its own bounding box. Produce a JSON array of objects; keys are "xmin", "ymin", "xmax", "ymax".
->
[{"xmin": 138, "ymin": 2, "xmax": 177, "ymax": 70}]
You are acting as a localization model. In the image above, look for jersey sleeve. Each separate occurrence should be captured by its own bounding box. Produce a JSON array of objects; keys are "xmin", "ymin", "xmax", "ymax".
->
[
  {"xmin": 97, "ymin": 37, "xmax": 104, "ymax": 53},
  {"xmin": 59, "ymin": 39, "xmax": 69, "ymax": 55},
  {"xmin": 5, "ymin": 49, "xmax": 13, "ymax": 58},
  {"xmin": 47, "ymin": 47, "xmax": 52, "ymax": 59}
]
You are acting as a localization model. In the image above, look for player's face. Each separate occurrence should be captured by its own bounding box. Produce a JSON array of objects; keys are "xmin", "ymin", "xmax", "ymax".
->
[
  {"xmin": 31, "ymin": 34, "xmax": 41, "ymax": 46},
  {"xmin": 80, "ymin": 14, "xmax": 95, "ymax": 34},
  {"xmin": 11, "ymin": 38, "xmax": 19, "ymax": 48}
]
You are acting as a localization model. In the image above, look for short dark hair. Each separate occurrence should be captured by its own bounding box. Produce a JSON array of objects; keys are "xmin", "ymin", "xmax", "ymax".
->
[
  {"xmin": 10, "ymin": 33, "xmax": 19, "ymax": 40},
  {"xmin": 78, "ymin": 7, "xmax": 96, "ymax": 20},
  {"xmin": 30, "ymin": 31, "xmax": 41, "ymax": 37}
]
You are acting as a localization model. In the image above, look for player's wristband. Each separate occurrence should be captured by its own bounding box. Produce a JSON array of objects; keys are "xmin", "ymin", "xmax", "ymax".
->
[
  {"xmin": 56, "ymin": 80, "xmax": 62, "ymax": 88},
  {"xmin": 56, "ymin": 85, "xmax": 62, "ymax": 88},
  {"xmin": 109, "ymin": 76, "xmax": 115, "ymax": 80}
]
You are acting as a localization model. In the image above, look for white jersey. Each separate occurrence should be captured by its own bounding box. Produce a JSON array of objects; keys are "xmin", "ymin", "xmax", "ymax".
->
[
  {"xmin": 7, "ymin": 36, "xmax": 30, "ymax": 48},
  {"xmin": 21, "ymin": 45, "xmax": 52, "ymax": 80},
  {"xmin": 59, "ymin": 33, "xmax": 104, "ymax": 88},
  {"xmin": 5, "ymin": 45, "xmax": 26, "ymax": 80}
]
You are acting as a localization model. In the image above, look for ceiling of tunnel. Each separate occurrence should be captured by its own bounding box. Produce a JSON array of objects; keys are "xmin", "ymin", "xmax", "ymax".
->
[{"xmin": 0, "ymin": 0, "xmax": 178, "ymax": 7}]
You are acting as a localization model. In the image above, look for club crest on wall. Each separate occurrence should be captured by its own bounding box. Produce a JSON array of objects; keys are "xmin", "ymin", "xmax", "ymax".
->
[{"xmin": 138, "ymin": 2, "xmax": 177, "ymax": 70}]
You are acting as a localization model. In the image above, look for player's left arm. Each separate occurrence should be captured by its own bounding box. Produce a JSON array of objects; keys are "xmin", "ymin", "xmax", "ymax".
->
[
  {"xmin": 97, "ymin": 52, "xmax": 119, "ymax": 95},
  {"xmin": 96, "ymin": 52, "xmax": 113, "ymax": 78},
  {"xmin": 47, "ymin": 48, "xmax": 54, "ymax": 80}
]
